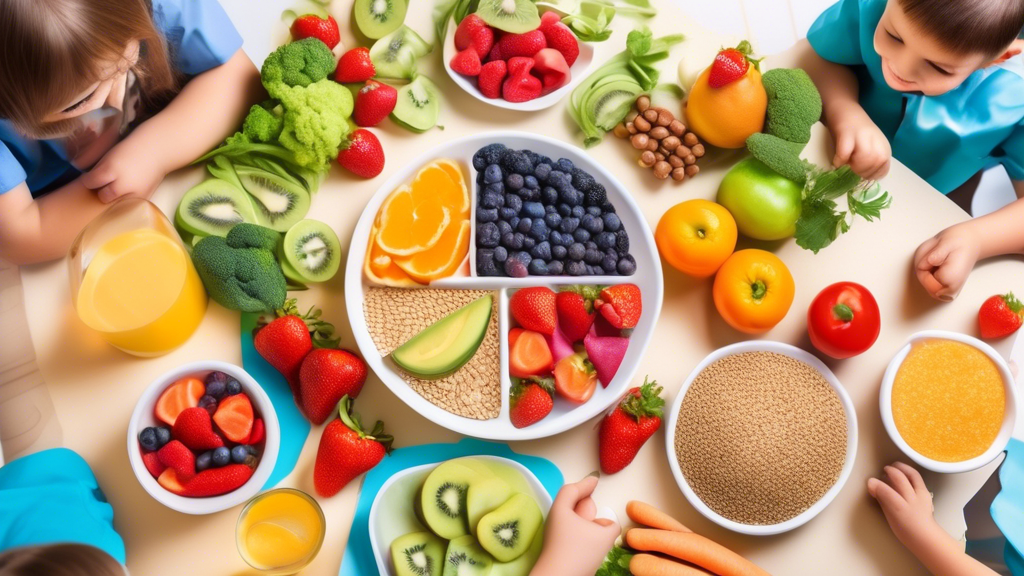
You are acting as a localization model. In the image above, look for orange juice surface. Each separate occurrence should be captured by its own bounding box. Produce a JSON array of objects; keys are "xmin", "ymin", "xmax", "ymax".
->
[
  {"xmin": 892, "ymin": 339, "xmax": 1005, "ymax": 462},
  {"xmin": 237, "ymin": 489, "xmax": 325, "ymax": 572},
  {"xmin": 76, "ymin": 228, "xmax": 206, "ymax": 356}
]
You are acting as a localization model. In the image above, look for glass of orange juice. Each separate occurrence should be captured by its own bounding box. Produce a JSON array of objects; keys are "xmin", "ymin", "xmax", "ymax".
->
[
  {"xmin": 236, "ymin": 488, "xmax": 326, "ymax": 574},
  {"xmin": 68, "ymin": 197, "xmax": 207, "ymax": 356}
]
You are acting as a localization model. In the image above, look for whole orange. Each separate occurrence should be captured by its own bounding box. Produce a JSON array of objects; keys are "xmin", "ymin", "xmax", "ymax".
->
[
  {"xmin": 685, "ymin": 66, "xmax": 767, "ymax": 149},
  {"xmin": 655, "ymin": 199, "xmax": 737, "ymax": 278},
  {"xmin": 712, "ymin": 249, "xmax": 795, "ymax": 334}
]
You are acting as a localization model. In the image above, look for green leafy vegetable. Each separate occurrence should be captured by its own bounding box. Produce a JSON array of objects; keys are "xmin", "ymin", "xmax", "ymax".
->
[
  {"xmin": 537, "ymin": 0, "xmax": 656, "ymax": 42},
  {"xmin": 595, "ymin": 546, "xmax": 633, "ymax": 576},
  {"xmin": 794, "ymin": 166, "xmax": 892, "ymax": 253},
  {"xmin": 261, "ymin": 37, "xmax": 336, "ymax": 88},
  {"xmin": 192, "ymin": 223, "xmax": 288, "ymax": 313}
]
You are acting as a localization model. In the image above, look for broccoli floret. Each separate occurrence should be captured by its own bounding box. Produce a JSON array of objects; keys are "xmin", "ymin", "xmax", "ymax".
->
[
  {"xmin": 271, "ymin": 80, "xmax": 353, "ymax": 171},
  {"xmin": 261, "ymin": 38, "xmax": 336, "ymax": 88},
  {"xmin": 242, "ymin": 101, "xmax": 284, "ymax": 143},
  {"xmin": 746, "ymin": 133, "xmax": 814, "ymax": 185},
  {"xmin": 761, "ymin": 68, "xmax": 823, "ymax": 146},
  {"xmin": 191, "ymin": 223, "xmax": 287, "ymax": 313}
]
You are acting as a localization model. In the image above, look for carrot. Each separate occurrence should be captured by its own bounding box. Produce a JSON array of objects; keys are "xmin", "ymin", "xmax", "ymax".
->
[
  {"xmin": 626, "ymin": 529, "xmax": 771, "ymax": 576},
  {"xmin": 627, "ymin": 501, "xmax": 693, "ymax": 533},
  {"xmin": 630, "ymin": 553, "xmax": 715, "ymax": 576}
]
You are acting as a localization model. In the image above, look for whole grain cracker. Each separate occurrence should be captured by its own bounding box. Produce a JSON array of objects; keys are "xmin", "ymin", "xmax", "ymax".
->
[
  {"xmin": 364, "ymin": 287, "xmax": 500, "ymax": 420},
  {"xmin": 674, "ymin": 351, "xmax": 848, "ymax": 525}
]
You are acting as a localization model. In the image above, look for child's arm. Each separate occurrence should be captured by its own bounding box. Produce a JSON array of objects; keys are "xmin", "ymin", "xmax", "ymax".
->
[
  {"xmin": 80, "ymin": 49, "xmax": 263, "ymax": 203},
  {"xmin": 531, "ymin": 476, "xmax": 620, "ymax": 576},
  {"xmin": 914, "ymin": 188, "xmax": 1024, "ymax": 301},
  {"xmin": 0, "ymin": 181, "xmax": 114, "ymax": 264},
  {"xmin": 795, "ymin": 39, "xmax": 892, "ymax": 180},
  {"xmin": 869, "ymin": 462, "xmax": 998, "ymax": 576}
]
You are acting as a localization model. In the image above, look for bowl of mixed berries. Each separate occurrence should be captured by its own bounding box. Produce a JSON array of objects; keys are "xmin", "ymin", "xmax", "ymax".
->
[{"xmin": 127, "ymin": 361, "xmax": 279, "ymax": 514}]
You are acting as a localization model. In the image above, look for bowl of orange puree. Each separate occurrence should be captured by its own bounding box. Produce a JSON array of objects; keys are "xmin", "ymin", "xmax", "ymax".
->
[{"xmin": 880, "ymin": 331, "xmax": 1016, "ymax": 473}]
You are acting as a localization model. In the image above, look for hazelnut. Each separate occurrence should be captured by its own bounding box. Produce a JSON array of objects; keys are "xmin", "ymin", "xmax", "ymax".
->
[
  {"xmin": 662, "ymin": 136, "xmax": 681, "ymax": 151},
  {"xmin": 655, "ymin": 152, "xmax": 666, "ymax": 162},
  {"xmin": 633, "ymin": 116, "xmax": 652, "ymax": 132},
  {"xmin": 683, "ymin": 132, "xmax": 699, "ymax": 146},
  {"xmin": 636, "ymin": 95, "xmax": 651, "ymax": 112},
  {"xmin": 668, "ymin": 155, "xmax": 684, "ymax": 168},
  {"xmin": 657, "ymin": 147, "xmax": 670, "ymax": 158},
  {"xmin": 691, "ymin": 143, "xmax": 705, "ymax": 157},
  {"xmin": 684, "ymin": 154, "xmax": 697, "ymax": 165},
  {"xmin": 643, "ymin": 108, "xmax": 659, "ymax": 123},
  {"xmin": 656, "ymin": 110, "xmax": 674, "ymax": 126},
  {"xmin": 646, "ymin": 138, "xmax": 659, "ymax": 151},
  {"xmin": 649, "ymin": 126, "xmax": 670, "ymax": 140},
  {"xmin": 674, "ymin": 145, "xmax": 691, "ymax": 158},
  {"xmin": 639, "ymin": 150, "xmax": 656, "ymax": 168},
  {"xmin": 626, "ymin": 122, "xmax": 637, "ymax": 134},
  {"xmin": 669, "ymin": 120, "xmax": 685, "ymax": 137},
  {"xmin": 631, "ymin": 133, "xmax": 649, "ymax": 149},
  {"xmin": 671, "ymin": 167, "xmax": 687, "ymax": 181},
  {"xmin": 653, "ymin": 161, "xmax": 671, "ymax": 179},
  {"xmin": 685, "ymin": 165, "xmax": 700, "ymax": 177},
  {"xmin": 613, "ymin": 123, "xmax": 630, "ymax": 139}
]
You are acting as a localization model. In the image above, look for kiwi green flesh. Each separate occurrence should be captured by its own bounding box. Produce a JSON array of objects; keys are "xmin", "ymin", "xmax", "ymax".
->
[
  {"xmin": 391, "ymin": 531, "xmax": 447, "ymax": 576},
  {"xmin": 476, "ymin": 493, "xmax": 543, "ymax": 563},
  {"xmin": 354, "ymin": 0, "xmax": 408, "ymax": 39},
  {"xmin": 491, "ymin": 526, "xmax": 543, "ymax": 576},
  {"xmin": 420, "ymin": 462, "xmax": 483, "ymax": 540},
  {"xmin": 586, "ymin": 80, "xmax": 643, "ymax": 131},
  {"xmin": 467, "ymin": 477, "xmax": 513, "ymax": 534},
  {"xmin": 282, "ymin": 219, "xmax": 342, "ymax": 283},
  {"xmin": 370, "ymin": 26, "xmax": 431, "ymax": 80},
  {"xmin": 475, "ymin": 0, "xmax": 540, "ymax": 34},
  {"xmin": 393, "ymin": 76, "xmax": 440, "ymax": 132},
  {"xmin": 235, "ymin": 166, "xmax": 311, "ymax": 232},
  {"xmin": 443, "ymin": 535, "xmax": 494, "ymax": 576},
  {"xmin": 176, "ymin": 179, "xmax": 257, "ymax": 238}
]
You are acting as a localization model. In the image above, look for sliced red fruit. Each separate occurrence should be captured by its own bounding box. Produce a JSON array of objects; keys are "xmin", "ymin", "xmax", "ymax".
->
[
  {"xmin": 509, "ymin": 328, "xmax": 554, "ymax": 378},
  {"xmin": 246, "ymin": 418, "xmax": 265, "ymax": 445},
  {"xmin": 182, "ymin": 465, "xmax": 255, "ymax": 497},
  {"xmin": 533, "ymin": 48, "xmax": 570, "ymax": 95},
  {"xmin": 157, "ymin": 440, "xmax": 196, "ymax": 482},
  {"xmin": 553, "ymin": 353, "xmax": 598, "ymax": 403},
  {"xmin": 142, "ymin": 451, "xmax": 166, "ymax": 478},
  {"xmin": 154, "ymin": 377, "xmax": 205, "ymax": 426},
  {"xmin": 157, "ymin": 468, "xmax": 186, "ymax": 495},
  {"xmin": 450, "ymin": 48, "xmax": 482, "ymax": 76},
  {"xmin": 213, "ymin": 394, "xmax": 254, "ymax": 443}
]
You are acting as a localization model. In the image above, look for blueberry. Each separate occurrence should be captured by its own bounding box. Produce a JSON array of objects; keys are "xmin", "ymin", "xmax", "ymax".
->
[
  {"xmin": 585, "ymin": 183, "xmax": 607, "ymax": 207},
  {"xmin": 493, "ymin": 246, "xmax": 508, "ymax": 262},
  {"xmin": 529, "ymin": 219, "xmax": 549, "ymax": 241},
  {"xmin": 198, "ymin": 395, "xmax": 218, "ymax": 416},
  {"xmin": 534, "ymin": 163, "xmax": 552, "ymax": 181},
  {"xmin": 537, "ymin": 187, "xmax": 555, "ymax": 205},
  {"xmin": 478, "ymin": 222, "xmax": 500, "ymax": 247},
  {"xmin": 523, "ymin": 202, "xmax": 545, "ymax": 219},
  {"xmin": 544, "ymin": 212, "xmax": 562, "ymax": 228},
  {"xmin": 556, "ymin": 158, "xmax": 575, "ymax": 173},
  {"xmin": 557, "ymin": 203, "xmax": 572, "ymax": 217},
  {"xmin": 481, "ymin": 191, "xmax": 503, "ymax": 209},
  {"xmin": 596, "ymin": 231, "xmax": 616, "ymax": 250},
  {"xmin": 477, "ymin": 249, "xmax": 500, "ymax": 276},
  {"xmin": 484, "ymin": 182, "xmax": 505, "ymax": 196},
  {"xmin": 602, "ymin": 213, "xmax": 621, "ymax": 232},
  {"xmin": 139, "ymin": 427, "xmax": 159, "ymax": 451},
  {"xmin": 501, "ymin": 232, "xmax": 516, "ymax": 248},
  {"xmin": 524, "ymin": 175, "xmax": 539, "ymax": 190},
  {"xmin": 568, "ymin": 243, "xmax": 586, "ymax": 261},
  {"xmin": 520, "ymin": 187, "xmax": 540, "ymax": 201},
  {"xmin": 531, "ymin": 241, "xmax": 552, "ymax": 260},
  {"xmin": 618, "ymin": 254, "xmax": 637, "ymax": 276},
  {"xmin": 571, "ymin": 167, "xmax": 597, "ymax": 193},
  {"xmin": 231, "ymin": 445, "xmax": 250, "ymax": 464},
  {"xmin": 548, "ymin": 260, "xmax": 565, "ymax": 275},
  {"xmin": 208, "ymin": 446, "xmax": 229, "ymax": 467},
  {"xmin": 475, "ymin": 144, "xmax": 507, "ymax": 167},
  {"xmin": 586, "ymin": 206, "xmax": 602, "ymax": 217},
  {"xmin": 616, "ymin": 230, "xmax": 630, "ymax": 254},
  {"xmin": 566, "ymin": 260, "xmax": 587, "ymax": 276},
  {"xmin": 601, "ymin": 201, "xmax": 617, "ymax": 214},
  {"xmin": 246, "ymin": 445, "xmax": 259, "ymax": 455},
  {"xmin": 505, "ymin": 173, "xmax": 524, "ymax": 191},
  {"xmin": 559, "ymin": 217, "xmax": 579, "ymax": 234},
  {"xmin": 524, "ymin": 149, "xmax": 543, "ymax": 165},
  {"xmin": 196, "ymin": 451, "xmax": 213, "ymax": 472},
  {"xmin": 477, "ymin": 207, "xmax": 499, "ymax": 223},
  {"xmin": 484, "ymin": 164, "xmax": 503, "ymax": 184},
  {"xmin": 549, "ymin": 230, "xmax": 563, "ymax": 246},
  {"xmin": 205, "ymin": 380, "xmax": 226, "ymax": 400},
  {"xmin": 571, "ymin": 205, "xmax": 585, "ymax": 219},
  {"xmin": 499, "ymin": 207, "xmax": 517, "ymax": 221},
  {"xmin": 585, "ymin": 240, "xmax": 598, "ymax": 251},
  {"xmin": 547, "ymin": 170, "xmax": 570, "ymax": 192},
  {"xmin": 528, "ymin": 259, "xmax": 549, "ymax": 275},
  {"xmin": 504, "ymin": 253, "xmax": 530, "ymax": 277},
  {"xmin": 552, "ymin": 244, "xmax": 568, "ymax": 260},
  {"xmin": 584, "ymin": 247, "xmax": 603, "ymax": 265},
  {"xmin": 586, "ymin": 264, "xmax": 597, "ymax": 275},
  {"xmin": 473, "ymin": 155, "xmax": 487, "ymax": 171},
  {"xmin": 515, "ymin": 217, "xmax": 531, "ymax": 233},
  {"xmin": 560, "ymin": 233, "xmax": 575, "ymax": 247},
  {"xmin": 497, "ymin": 222, "xmax": 513, "ymax": 239},
  {"xmin": 509, "ymin": 216, "xmax": 520, "ymax": 230},
  {"xmin": 502, "ymin": 151, "xmax": 533, "ymax": 174},
  {"xmin": 510, "ymin": 232, "xmax": 526, "ymax": 250},
  {"xmin": 522, "ymin": 237, "xmax": 536, "ymax": 250},
  {"xmin": 573, "ymin": 228, "xmax": 591, "ymax": 243},
  {"xmin": 602, "ymin": 254, "xmax": 619, "ymax": 273},
  {"xmin": 155, "ymin": 426, "xmax": 171, "ymax": 448},
  {"xmin": 584, "ymin": 214, "xmax": 604, "ymax": 234},
  {"xmin": 225, "ymin": 378, "xmax": 241, "ymax": 396},
  {"xmin": 545, "ymin": 205, "xmax": 557, "ymax": 215},
  {"xmin": 505, "ymin": 194, "xmax": 523, "ymax": 214}
]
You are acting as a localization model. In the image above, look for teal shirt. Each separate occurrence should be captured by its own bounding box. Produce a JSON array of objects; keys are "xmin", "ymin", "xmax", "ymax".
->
[
  {"xmin": 807, "ymin": 0, "xmax": 1024, "ymax": 194},
  {"xmin": 0, "ymin": 448, "xmax": 125, "ymax": 564}
]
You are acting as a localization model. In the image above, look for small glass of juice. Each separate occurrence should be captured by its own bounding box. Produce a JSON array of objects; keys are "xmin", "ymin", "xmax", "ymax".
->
[
  {"xmin": 68, "ymin": 197, "xmax": 207, "ymax": 356},
  {"xmin": 236, "ymin": 488, "xmax": 326, "ymax": 574}
]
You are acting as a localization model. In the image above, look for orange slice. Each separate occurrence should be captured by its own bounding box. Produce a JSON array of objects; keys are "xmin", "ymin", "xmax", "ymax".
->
[
  {"xmin": 394, "ymin": 219, "xmax": 471, "ymax": 284},
  {"xmin": 376, "ymin": 184, "xmax": 452, "ymax": 256},
  {"xmin": 364, "ymin": 226, "xmax": 418, "ymax": 287},
  {"xmin": 429, "ymin": 159, "xmax": 470, "ymax": 216}
]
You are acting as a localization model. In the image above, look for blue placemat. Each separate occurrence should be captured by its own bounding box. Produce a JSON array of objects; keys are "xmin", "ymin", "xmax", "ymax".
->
[
  {"xmin": 240, "ymin": 313, "xmax": 311, "ymax": 489},
  {"xmin": 339, "ymin": 438, "xmax": 564, "ymax": 576},
  {"xmin": 991, "ymin": 438, "xmax": 1024, "ymax": 574}
]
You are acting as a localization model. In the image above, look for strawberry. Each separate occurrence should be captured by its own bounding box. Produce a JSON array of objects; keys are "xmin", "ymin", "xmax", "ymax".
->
[
  {"xmin": 246, "ymin": 418, "xmax": 265, "ymax": 445},
  {"xmin": 450, "ymin": 48, "xmax": 483, "ymax": 77},
  {"xmin": 595, "ymin": 284, "xmax": 642, "ymax": 330},
  {"xmin": 979, "ymin": 293, "xmax": 1024, "ymax": 339},
  {"xmin": 154, "ymin": 377, "xmax": 205, "ymax": 426},
  {"xmin": 172, "ymin": 407, "xmax": 225, "ymax": 451},
  {"xmin": 290, "ymin": 14, "xmax": 340, "ymax": 50},
  {"xmin": 159, "ymin": 464, "xmax": 256, "ymax": 497},
  {"xmin": 540, "ymin": 10, "xmax": 562, "ymax": 27},
  {"xmin": 598, "ymin": 378, "xmax": 664, "ymax": 474},
  {"xmin": 533, "ymin": 48, "xmax": 570, "ymax": 94},
  {"xmin": 510, "ymin": 287, "xmax": 556, "ymax": 334},
  {"xmin": 454, "ymin": 14, "xmax": 494, "ymax": 58},
  {"xmin": 510, "ymin": 377, "xmax": 554, "ymax": 429},
  {"xmin": 539, "ymin": 19, "xmax": 579, "ymax": 67},
  {"xmin": 314, "ymin": 396, "xmax": 392, "ymax": 497},
  {"xmin": 487, "ymin": 43, "xmax": 503, "ymax": 63},
  {"xmin": 213, "ymin": 394, "xmax": 254, "ymax": 443},
  {"xmin": 507, "ymin": 56, "xmax": 534, "ymax": 77},
  {"xmin": 353, "ymin": 80, "xmax": 398, "ymax": 126},
  {"xmin": 553, "ymin": 352, "xmax": 598, "ymax": 403},
  {"xmin": 556, "ymin": 287, "xmax": 598, "ymax": 342},
  {"xmin": 337, "ymin": 129, "xmax": 385, "ymax": 179},
  {"xmin": 707, "ymin": 41, "xmax": 761, "ymax": 88},
  {"xmin": 254, "ymin": 300, "xmax": 337, "ymax": 403},
  {"xmin": 335, "ymin": 47, "xmax": 376, "ymax": 83},
  {"xmin": 478, "ymin": 60, "xmax": 507, "ymax": 99},
  {"xmin": 142, "ymin": 451, "xmax": 166, "ymax": 478},
  {"xmin": 497, "ymin": 29, "xmax": 547, "ymax": 59},
  {"xmin": 300, "ymin": 348, "xmax": 369, "ymax": 425},
  {"xmin": 157, "ymin": 440, "xmax": 196, "ymax": 482},
  {"xmin": 503, "ymin": 58, "xmax": 542, "ymax": 102}
]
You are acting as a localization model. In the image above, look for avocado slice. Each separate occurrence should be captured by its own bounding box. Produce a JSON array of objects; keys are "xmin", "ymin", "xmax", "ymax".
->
[{"xmin": 392, "ymin": 295, "xmax": 492, "ymax": 379}]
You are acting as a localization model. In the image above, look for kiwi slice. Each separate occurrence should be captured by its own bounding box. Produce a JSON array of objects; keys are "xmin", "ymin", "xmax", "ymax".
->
[
  {"xmin": 354, "ymin": 0, "xmax": 408, "ymax": 39},
  {"xmin": 420, "ymin": 461, "xmax": 484, "ymax": 540},
  {"xmin": 467, "ymin": 477, "xmax": 512, "ymax": 534},
  {"xmin": 442, "ymin": 535, "xmax": 494, "ymax": 576},
  {"xmin": 392, "ymin": 76, "xmax": 441, "ymax": 133},
  {"xmin": 391, "ymin": 531, "xmax": 447, "ymax": 576},
  {"xmin": 370, "ymin": 26, "xmax": 431, "ymax": 80},
  {"xmin": 235, "ymin": 166, "xmax": 311, "ymax": 232},
  {"xmin": 491, "ymin": 526, "xmax": 543, "ymax": 576},
  {"xmin": 281, "ymin": 219, "xmax": 342, "ymax": 283},
  {"xmin": 176, "ymin": 179, "xmax": 258, "ymax": 238},
  {"xmin": 475, "ymin": 493, "xmax": 543, "ymax": 563},
  {"xmin": 475, "ymin": 0, "xmax": 540, "ymax": 33}
]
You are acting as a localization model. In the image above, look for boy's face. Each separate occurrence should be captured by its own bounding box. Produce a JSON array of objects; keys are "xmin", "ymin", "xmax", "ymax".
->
[{"xmin": 874, "ymin": 1, "xmax": 994, "ymax": 96}]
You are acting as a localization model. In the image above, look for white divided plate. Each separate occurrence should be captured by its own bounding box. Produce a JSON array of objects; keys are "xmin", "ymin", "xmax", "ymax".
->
[
  {"xmin": 443, "ymin": 17, "xmax": 595, "ymax": 112},
  {"xmin": 344, "ymin": 132, "xmax": 663, "ymax": 440}
]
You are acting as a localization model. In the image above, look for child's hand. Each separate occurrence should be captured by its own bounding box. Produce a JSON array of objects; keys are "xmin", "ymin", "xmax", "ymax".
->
[
  {"xmin": 867, "ymin": 463, "xmax": 945, "ymax": 552},
  {"xmin": 913, "ymin": 223, "xmax": 981, "ymax": 301},
  {"xmin": 531, "ymin": 476, "xmax": 620, "ymax": 576},
  {"xmin": 81, "ymin": 140, "xmax": 171, "ymax": 203},
  {"xmin": 830, "ymin": 107, "xmax": 892, "ymax": 181}
]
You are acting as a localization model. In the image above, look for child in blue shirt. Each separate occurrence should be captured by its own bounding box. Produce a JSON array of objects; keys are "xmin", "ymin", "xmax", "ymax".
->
[
  {"xmin": 802, "ymin": 0, "xmax": 1024, "ymax": 301},
  {"xmin": 0, "ymin": 0, "xmax": 263, "ymax": 265}
]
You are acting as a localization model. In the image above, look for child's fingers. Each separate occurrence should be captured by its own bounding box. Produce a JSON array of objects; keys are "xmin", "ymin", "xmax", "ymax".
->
[
  {"xmin": 913, "ymin": 238, "xmax": 940, "ymax": 270},
  {"xmin": 594, "ymin": 517, "xmax": 621, "ymax": 543},
  {"xmin": 833, "ymin": 132, "xmax": 855, "ymax": 168},
  {"xmin": 80, "ymin": 166, "xmax": 116, "ymax": 191},
  {"xmin": 865, "ymin": 158, "xmax": 891, "ymax": 182},
  {"xmin": 868, "ymin": 476, "xmax": 906, "ymax": 511},
  {"xmin": 97, "ymin": 185, "xmax": 120, "ymax": 204},
  {"xmin": 892, "ymin": 462, "xmax": 928, "ymax": 496},
  {"xmin": 916, "ymin": 269, "xmax": 951, "ymax": 302},
  {"xmin": 575, "ymin": 496, "xmax": 597, "ymax": 520},
  {"xmin": 554, "ymin": 476, "xmax": 599, "ymax": 510},
  {"xmin": 884, "ymin": 465, "xmax": 915, "ymax": 499}
]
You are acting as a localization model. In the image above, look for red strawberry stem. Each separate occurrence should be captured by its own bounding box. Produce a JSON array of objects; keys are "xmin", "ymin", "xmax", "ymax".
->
[
  {"xmin": 337, "ymin": 395, "xmax": 394, "ymax": 453},
  {"xmin": 255, "ymin": 298, "xmax": 340, "ymax": 348},
  {"xmin": 620, "ymin": 377, "xmax": 664, "ymax": 421}
]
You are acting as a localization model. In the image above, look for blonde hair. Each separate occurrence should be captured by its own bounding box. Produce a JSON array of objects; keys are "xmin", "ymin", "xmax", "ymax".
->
[
  {"xmin": 0, "ymin": 0, "xmax": 180, "ymax": 137},
  {"xmin": 0, "ymin": 544, "xmax": 124, "ymax": 576}
]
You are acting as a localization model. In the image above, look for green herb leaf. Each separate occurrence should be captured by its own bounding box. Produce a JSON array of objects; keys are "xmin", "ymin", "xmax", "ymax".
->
[
  {"xmin": 804, "ymin": 165, "xmax": 862, "ymax": 201},
  {"xmin": 626, "ymin": 27, "xmax": 652, "ymax": 57},
  {"xmin": 595, "ymin": 546, "xmax": 633, "ymax": 576},
  {"xmin": 794, "ymin": 197, "xmax": 846, "ymax": 254},
  {"xmin": 848, "ymin": 184, "xmax": 892, "ymax": 221}
]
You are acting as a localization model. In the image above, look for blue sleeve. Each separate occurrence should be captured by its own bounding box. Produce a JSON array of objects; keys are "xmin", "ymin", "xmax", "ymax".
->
[
  {"xmin": 807, "ymin": 0, "xmax": 867, "ymax": 66},
  {"xmin": 0, "ymin": 140, "xmax": 28, "ymax": 194},
  {"xmin": 997, "ymin": 122, "xmax": 1024, "ymax": 181},
  {"xmin": 151, "ymin": 0, "xmax": 244, "ymax": 76},
  {"xmin": 0, "ymin": 448, "xmax": 125, "ymax": 563}
]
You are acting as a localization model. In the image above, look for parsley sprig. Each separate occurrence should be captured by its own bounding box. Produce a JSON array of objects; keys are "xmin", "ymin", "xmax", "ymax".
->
[{"xmin": 794, "ymin": 166, "xmax": 892, "ymax": 254}]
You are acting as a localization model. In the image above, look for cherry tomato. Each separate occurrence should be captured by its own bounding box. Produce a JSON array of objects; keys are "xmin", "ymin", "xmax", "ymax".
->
[{"xmin": 807, "ymin": 282, "xmax": 880, "ymax": 359}]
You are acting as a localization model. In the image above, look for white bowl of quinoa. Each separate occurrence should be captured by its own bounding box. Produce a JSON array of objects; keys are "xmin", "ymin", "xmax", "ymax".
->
[{"xmin": 664, "ymin": 341, "xmax": 858, "ymax": 535}]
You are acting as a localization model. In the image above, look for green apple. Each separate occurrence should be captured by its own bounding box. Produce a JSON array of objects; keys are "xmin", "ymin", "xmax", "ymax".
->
[{"xmin": 717, "ymin": 157, "xmax": 803, "ymax": 241}]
